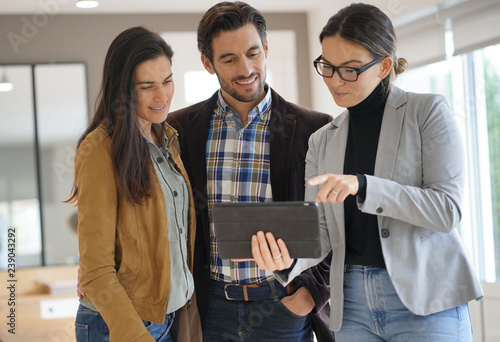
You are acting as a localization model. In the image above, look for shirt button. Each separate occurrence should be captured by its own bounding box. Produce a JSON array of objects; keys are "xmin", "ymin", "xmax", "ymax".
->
[
  {"xmin": 173, "ymin": 191, "xmax": 178, "ymax": 197},
  {"xmin": 376, "ymin": 207, "xmax": 383, "ymax": 214},
  {"xmin": 157, "ymin": 157, "xmax": 164, "ymax": 163},
  {"xmin": 381, "ymin": 229, "xmax": 390, "ymax": 238}
]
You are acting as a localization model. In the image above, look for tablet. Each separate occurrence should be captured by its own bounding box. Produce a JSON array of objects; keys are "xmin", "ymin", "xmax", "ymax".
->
[{"xmin": 212, "ymin": 201, "xmax": 321, "ymax": 259}]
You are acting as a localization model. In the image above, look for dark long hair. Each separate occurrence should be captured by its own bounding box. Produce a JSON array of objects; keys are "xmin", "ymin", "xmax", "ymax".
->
[
  {"xmin": 320, "ymin": 3, "xmax": 408, "ymax": 94},
  {"xmin": 197, "ymin": 1, "xmax": 267, "ymax": 62},
  {"xmin": 67, "ymin": 26, "xmax": 174, "ymax": 205}
]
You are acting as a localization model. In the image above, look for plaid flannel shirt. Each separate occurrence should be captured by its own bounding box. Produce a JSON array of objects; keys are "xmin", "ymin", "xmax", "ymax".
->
[{"xmin": 207, "ymin": 89, "xmax": 275, "ymax": 284}]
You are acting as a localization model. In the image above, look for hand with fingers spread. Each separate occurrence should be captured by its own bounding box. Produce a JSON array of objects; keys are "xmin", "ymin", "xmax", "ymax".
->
[
  {"xmin": 251, "ymin": 231, "xmax": 294, "ymax": 271},
  {"xmin": 308, "ymin": 173, "xmax": 359, "ymax": 203}
]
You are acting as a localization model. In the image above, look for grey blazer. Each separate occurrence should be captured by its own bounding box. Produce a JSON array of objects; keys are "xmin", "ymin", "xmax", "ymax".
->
[{"xmin": 280, "ymin": 86, "xmax": 483, "ymax": 332}]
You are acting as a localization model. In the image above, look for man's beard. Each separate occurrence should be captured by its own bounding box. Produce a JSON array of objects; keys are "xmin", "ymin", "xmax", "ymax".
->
[{"xmin": 216, "ymin": 70, "xmax": 267, "ymax": 103}]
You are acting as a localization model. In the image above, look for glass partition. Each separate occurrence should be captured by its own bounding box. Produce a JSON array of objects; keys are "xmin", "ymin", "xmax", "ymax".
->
[
  {"xmin": 0, "ymin": 63, "xmax": 88, "ymax": 268},
  {"xmin": 35, "ymin": 64, "xmax": 87, "ymax": 266},
  {"xmin": 0, "ymin": 65, "xmax": 42, "ymax": 268}
]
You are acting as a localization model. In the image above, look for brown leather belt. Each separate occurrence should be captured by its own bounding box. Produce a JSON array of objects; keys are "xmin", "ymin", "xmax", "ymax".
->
[{"xmin": 211, "ymin": 279, "xmax": 296, "ymax": 301}]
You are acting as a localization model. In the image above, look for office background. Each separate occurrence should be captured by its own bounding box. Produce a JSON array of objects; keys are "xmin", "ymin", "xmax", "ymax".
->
[{"xmin": 1, "ymin": 0, "xmax": 499, "ymax": 340}]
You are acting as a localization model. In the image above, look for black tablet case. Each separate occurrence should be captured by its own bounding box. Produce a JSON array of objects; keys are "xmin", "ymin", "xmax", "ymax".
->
[{"xmin": 212, "ymin": 201, "xmax": 321, "ymax": 259}]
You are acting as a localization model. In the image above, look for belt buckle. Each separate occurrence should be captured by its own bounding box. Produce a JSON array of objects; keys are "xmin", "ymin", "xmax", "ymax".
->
[{"xmin": 223, "ymin": 283, "xmax": 240, "ymax": 301}]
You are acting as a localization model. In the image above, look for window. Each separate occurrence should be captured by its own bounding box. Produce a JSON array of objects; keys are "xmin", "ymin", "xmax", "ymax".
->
[
  {"xmin": 0, "ymin": 199, "xmax": 42, "ymax": 268},
  {"xmin": 184, "ymin": 71, "xmax": 219, "ymax": 105},
  {"xmin": 396, "ymin": 42, "xmax": 500, "ymax": 283},
  {"xmin": 481, "ymin": 44, "xmax": 500, "ymax": 282}
]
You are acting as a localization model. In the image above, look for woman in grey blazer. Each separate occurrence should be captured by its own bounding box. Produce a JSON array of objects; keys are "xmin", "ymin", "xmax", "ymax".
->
[{"xmin": 252, "ymin": 3, "xmax": 483, "ymax": 341}]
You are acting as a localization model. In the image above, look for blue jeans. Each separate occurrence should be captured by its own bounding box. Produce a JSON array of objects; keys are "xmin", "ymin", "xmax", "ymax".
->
[
  {"xmin": 337, "ymin": 265, "xmax": 473, "ymax": 342},
  {"xmin": 203, "ymin": 282, "xmax": 313, "ymax": 341},
  {"xmin": 75, "ymin": 304, "xmax": 174, "ymax": 342}
]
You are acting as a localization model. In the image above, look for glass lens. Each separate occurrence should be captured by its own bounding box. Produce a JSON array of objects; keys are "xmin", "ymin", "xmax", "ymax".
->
[
  {"xmin": 338, "ymin": 67, "xmax": 358, "ymax": 81},
  {"xmin": 317, "ymin": 62, "xmax": 333, "ymax": 77}
]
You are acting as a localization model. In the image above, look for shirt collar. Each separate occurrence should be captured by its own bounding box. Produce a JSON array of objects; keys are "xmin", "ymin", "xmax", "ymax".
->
[
  {"xmin": 215, "ymin": 84, "xmax": 272, "ymax": 122},
  {"xmin": 144, "ymin": 124, "xmax": 168, "ymax": 148}
]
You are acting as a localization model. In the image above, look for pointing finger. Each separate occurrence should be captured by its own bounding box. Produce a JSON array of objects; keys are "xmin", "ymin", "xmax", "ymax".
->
[{"xmin": 307, "ymin": 174, "xmax": 330, "ymax": 186}]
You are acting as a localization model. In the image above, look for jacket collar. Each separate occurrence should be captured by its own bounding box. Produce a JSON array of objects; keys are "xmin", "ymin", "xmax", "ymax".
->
[
  {"xmin": 185, "ymin": 92, "xmax": 218, "ymax": 198},
  {"xmin": 269, "ymin": 89, "xmax": 296, "ymax": 201},
  {"xmin": 373, "ymin": 86, "xmax": 407, "ymax": 179}
]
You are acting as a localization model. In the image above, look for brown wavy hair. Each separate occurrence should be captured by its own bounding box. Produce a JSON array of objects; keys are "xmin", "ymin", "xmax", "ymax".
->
[
  {"xmin": 197, "ymin": 1, "xmax": 267, "ymax": 63},
  {"xmin": 67, "ymin": 26, "xmax": 174, "ymax": 205}
]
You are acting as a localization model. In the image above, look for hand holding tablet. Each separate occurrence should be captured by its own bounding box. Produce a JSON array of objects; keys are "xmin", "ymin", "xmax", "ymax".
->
[{"xmin": 251, "ymin": 231, "xmax": 294, "ymax": 271}]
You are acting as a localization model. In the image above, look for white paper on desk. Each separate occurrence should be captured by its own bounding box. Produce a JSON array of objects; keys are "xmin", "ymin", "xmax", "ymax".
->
[
  {"xmin": 40, "ymin": 297, "xmax": 79, "ymax": 319},
  {"xmin": 49, "ymin": 280, "xmax": 78, "ymax": 295}
]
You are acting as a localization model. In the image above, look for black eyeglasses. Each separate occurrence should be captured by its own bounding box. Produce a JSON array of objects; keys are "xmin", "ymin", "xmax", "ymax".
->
[{"xmin": 313, "ymin": 55, "xmax": 384, "ymax": 82}]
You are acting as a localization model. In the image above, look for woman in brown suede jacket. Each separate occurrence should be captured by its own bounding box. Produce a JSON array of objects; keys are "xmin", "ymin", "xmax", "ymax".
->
[{"xmin": 68, "ymin": 27, "xmax": 200, "ymax": 342}]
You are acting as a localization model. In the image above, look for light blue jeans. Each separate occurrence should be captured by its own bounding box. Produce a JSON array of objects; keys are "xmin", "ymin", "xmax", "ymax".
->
[
  {"xmin": 75, "ymin": 304, "xmax": 174, "ymax": 342},
  {"xmin": 337, "ymin": 265, "xmax": 473, "ymax": 342}
]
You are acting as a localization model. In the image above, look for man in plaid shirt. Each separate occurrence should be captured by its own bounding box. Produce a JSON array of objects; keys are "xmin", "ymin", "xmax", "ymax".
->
[{"xmin": 168, "ymin": 2, "xmax": 334, "ymax": 341}]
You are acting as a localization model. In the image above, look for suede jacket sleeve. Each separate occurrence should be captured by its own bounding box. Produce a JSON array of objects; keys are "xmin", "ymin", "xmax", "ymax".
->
[{"xmin": 76, "ymin": 130, "xmax": 154, "ymax": 342}]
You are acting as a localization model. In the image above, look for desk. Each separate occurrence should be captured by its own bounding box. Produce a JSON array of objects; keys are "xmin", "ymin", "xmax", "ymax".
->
[{"xmin": 0, "ymin": 265, "xmax": 78, "ymax": 342}]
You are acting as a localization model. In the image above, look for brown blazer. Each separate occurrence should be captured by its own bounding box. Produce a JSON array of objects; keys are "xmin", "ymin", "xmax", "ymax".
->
[
  {"xmin": 76, "ymin": 124, "xmax": 199, "ymax": 341},
  {"xmin": 167, "ymin": 89, "xmax": 335, "ymax": 341}
]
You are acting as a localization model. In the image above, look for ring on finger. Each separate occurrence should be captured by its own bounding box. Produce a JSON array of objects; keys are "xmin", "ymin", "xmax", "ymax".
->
[
  {"xmin": 331, "ymin": 190, "xmax": 339, "ymax": 196},
  {"xmin": 273, "ymin": 254, "xmax": 282, "ymax": 260}
]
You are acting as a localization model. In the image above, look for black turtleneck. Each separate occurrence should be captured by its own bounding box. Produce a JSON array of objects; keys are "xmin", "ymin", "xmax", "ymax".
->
[{"xmin": 344, "ymin": 83, "xmax": 387, "ymax": 268}]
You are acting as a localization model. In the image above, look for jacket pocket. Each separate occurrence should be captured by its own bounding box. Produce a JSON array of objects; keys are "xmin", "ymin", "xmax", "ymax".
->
[{"xmin": 420, "ymin": 229, "xmax": 441, "ymax": 242}]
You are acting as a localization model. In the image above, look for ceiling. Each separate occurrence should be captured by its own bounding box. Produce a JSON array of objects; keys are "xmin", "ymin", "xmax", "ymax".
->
[
  {"xmin": 0, "ymin": 0, "xmax": 451, "ymax": 19},
  {"xmin": 1, "ymin": 0, "xmax": 322, "ymax": 14}
]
